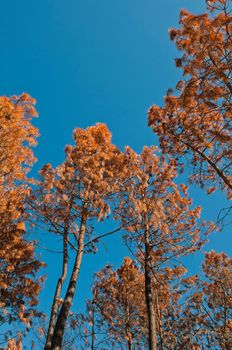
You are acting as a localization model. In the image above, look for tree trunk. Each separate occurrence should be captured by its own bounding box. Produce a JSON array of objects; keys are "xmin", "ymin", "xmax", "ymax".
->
[
  {"xmin": 127, "ymin": 338, "xmax": 133, "ymax": 350},
  {"xmin": 126, "ymin": 327, "xmax": 133, "ymax": 350},
  {"xmin": 91, "ymin": 302, "xmax": 95, "ymax": 350},
  {"xmin": 50, "ymin": 212, "xmax": 87, "ymax": 350},
  {"xmin": 44, "ymin": 233, "xmax": 68, "ymax": 350},
  {"xmin": 91, "ymin": 288, "xmax": 97, "ymax": 350},
  {"xmin": 144, "ymin": 230, "xmax": 157, "ymax": 350},
  {"xmin": 125, "ymin": 306, "xmax": 133, "ymax": 350}
]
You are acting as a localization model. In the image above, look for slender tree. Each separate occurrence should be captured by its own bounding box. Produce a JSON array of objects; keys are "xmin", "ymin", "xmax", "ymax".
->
[
  {"xmin": 94, "ymin": 257, "xmax": 147, "ymax": 350},
  {"xmin": 178, "ymin": 251, "xmax": 232, "ymax": 349},
  {"xmin": 0, "ymin": 94, "xmax": 43, "ymax": 344},
  {"xmin": 31, "ymin": 124, "xmax": 127, "ymax": 350},
  {"xmin": 115, "ymin": 146, "xmax": 205, "ymax": 350}
]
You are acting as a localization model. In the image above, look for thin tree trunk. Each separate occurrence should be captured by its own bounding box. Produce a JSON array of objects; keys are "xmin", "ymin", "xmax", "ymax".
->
[
  {"xmin": 50, "ymin": 210, "xmax": 87, "ymax": 350},
  {"xmin": 91, "ymin": 287, "xmax": 97, "ymax": 350},
  {"xmin": 126, "ymin": 325, "xmax": 133, "ymax": 350},
  {"xmin": 155, "ymin": 288, "xmax": 164, "ymax": 350},
  {"xmin": 126, "ymin": 304, "xmax": 133, "ymax": 350},
  {"xmin": 44, "ymin": 232, "xmax": 68, "ymax": 350},
  {"xmin": 127, "ymin": 336, "xmax": 133, "ymax": 350},
  {"xmin": 144, "ymin": 229, "xmax": 157, "ymax": 350},
  {"xmin": 91, "ymin": 302, "xmax": 95, "ymax": 350}
]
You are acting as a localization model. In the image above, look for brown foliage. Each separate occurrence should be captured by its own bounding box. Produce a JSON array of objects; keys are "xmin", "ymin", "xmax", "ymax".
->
[
  {"xmin": 0, "ymin": 94, "xmax": 43, "ymax": 337},
  {"xmin": 176, "ymin": 251, "xmax": 232, "ymax": 349},
  {"xmin": 31, "ymin": 124, "xmax": 127, "ymax": 349},
  {"xmin": 115, "ymin": 146, "xmax": 206, "ymax": 349},
  {"xmin": 117, "ymin": 146, "xmax": 204, "ymax": 261},
  {"xmin": 148, "ymin": 0, "xmax": 232, "ymax": 198},
  {"xmin": 5, "ymin": 334, "xmax": 22, "ymax": 350},
  {"xmin": 93, "ymin": 251, "xmax": 232, "ymax": 350},
  {"xmin": 94, "ymin": 257, "xmax": 147, "ymax": 349}
]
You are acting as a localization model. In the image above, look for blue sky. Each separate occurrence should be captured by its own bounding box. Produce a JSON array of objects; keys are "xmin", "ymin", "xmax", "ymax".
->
[
  {"xmin": 0, "ymin": 0, "xmax": 207, "ymax": 162},
  {"xmin": 0, "ymin": 0, "xmax": 231, "ymax": 347}
]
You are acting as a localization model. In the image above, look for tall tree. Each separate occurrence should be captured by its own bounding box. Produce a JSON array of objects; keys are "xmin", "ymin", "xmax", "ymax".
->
[
  {"xmin": 179, "ymin": 251, "xmax": 232, "ymax": 349},
  {"xmin": 31, "ymin": 124, "xmax": 127, "ymax": 350},
  {"xmin": 94, "ymin": 257, "xmax": 147, "ymax": 350},
  {"xmin": 148, "ymin": 0, "xmax": 232, "ymax": 198},
  {"xmin": 0, "ymin": 94, "xmax": 43, "ymax": 344},
  {"xmin": 115, "ymin": 146, "xmax": 205, "ymax": 350}
]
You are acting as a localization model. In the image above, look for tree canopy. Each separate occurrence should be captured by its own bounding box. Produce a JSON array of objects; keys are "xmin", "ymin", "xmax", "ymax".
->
[{"xmin": 1, "ymin": 0, "xmax": 231, "ymax": 349}]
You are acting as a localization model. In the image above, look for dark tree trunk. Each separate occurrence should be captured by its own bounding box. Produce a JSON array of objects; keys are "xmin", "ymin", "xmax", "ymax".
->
[
  {"xmin": 125, "ymin": 309, "xmax": 133, "ymax": 350},
  {"xmin": 127, "ymin": 338, "xmax": 133, "ymax": 350},
  {"xmin": 144, "ymin": 229, "xmax": 157, "ymax": 350},
  {"xmin": 91, "ymin": 303, "xmax": 95, "ymax": 350},
  {"xmin": 44, "ymin": 233, "xmax": 68, "ymax": 350},
  {"xmin": 50, "ymin": 213, "xmax": 87, "ymax": 350}
]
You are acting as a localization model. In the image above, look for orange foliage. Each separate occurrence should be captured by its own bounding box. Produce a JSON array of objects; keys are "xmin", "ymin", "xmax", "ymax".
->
[
  {"xmin": 117, "ymin": 146, "xmax": 205, "ymax": 258},
  {"xmin": 93, "ymin": 250, "xmax": 231, "ymax": 349},
  {"xmin": 5, "ymin": 334, "xmax": 22, "ymax": 350},
  {"xmin": 31, "ymin": 124, "xmax": 128, "ymax": 349},
  {"xmin": 115, "ymin": 146, "xmax": 207, "ymax": 349},
  {"xmin": 148, "ymin": 0, "xmax": 232, "ymax": 198},
  {"xmin": 1, "ymin": 2, "xmax": 231, "ymax": 347},
  {"xmin": 94, "ymin": 258, "xmax": 147, "ymax": 349},
  {"xmin": 0, "ymin": 94, "xmax": 43, "ymax": 338},
  {"xmin": 0, "ymin": 93, "xmax": 38, "ymax": 181},
  {"xmin": 179, "ymin": 251, "xmax": 232, "ymax": 348},
  {"xmin": 34, "ymin": 123, "xmax": 126, "ymax": 231}
]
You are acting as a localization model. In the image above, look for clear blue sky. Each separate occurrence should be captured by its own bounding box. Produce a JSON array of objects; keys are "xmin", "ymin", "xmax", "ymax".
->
[{"xmin": 0, "ymin": 0, "xmax": 231, "ymax": 347}]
